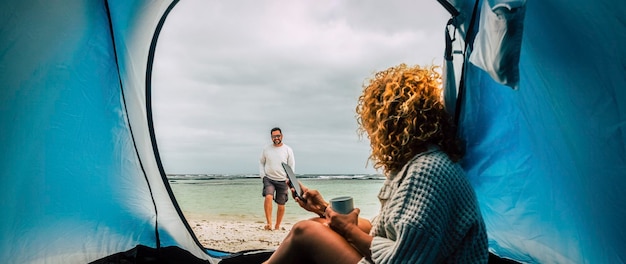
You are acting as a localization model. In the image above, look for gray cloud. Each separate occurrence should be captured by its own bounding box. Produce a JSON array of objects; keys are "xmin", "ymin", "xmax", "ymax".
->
[{"xmin": 152, "ymin": 0, "xmax": 450, "ymax": 174}]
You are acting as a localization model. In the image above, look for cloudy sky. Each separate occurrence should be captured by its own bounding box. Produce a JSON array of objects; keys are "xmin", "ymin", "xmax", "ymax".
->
[{"xmin": 152, "ymin": 0, "xmax": 451, "ymax": 175}]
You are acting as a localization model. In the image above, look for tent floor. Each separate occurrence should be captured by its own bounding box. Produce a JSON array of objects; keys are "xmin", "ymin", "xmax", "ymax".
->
[
  {"xmin": 90, "ymin": 245, "xmax": 211, "ymax": 264},
  {"xmin": 90, "ymin": 244, "xmax": 518, "ymax": 263},
  {"xmin": 90, "ymin": 245, "xmax": 273, "ymax": 264},
  {"xmin": 489, "ymin": 252, "xmax": 521, "ymax": 264}
]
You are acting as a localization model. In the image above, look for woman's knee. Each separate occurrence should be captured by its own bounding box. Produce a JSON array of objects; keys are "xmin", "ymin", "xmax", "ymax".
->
[
  {"xmin": 286, "ymin": 219, "xmax": 361, "ymax": 263},
  {"xmin": 292, "ymin": 220, "xmax": 322, "ymax": 233},
  {"xmin": 290, "ymin": 220, "xmax": 327, "ymax": 243}
]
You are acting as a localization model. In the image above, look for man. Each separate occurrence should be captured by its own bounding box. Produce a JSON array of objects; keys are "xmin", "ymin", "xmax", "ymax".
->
[{"xmin": 259, "ymin": 127, "xmax": 295, "ymax": 231}]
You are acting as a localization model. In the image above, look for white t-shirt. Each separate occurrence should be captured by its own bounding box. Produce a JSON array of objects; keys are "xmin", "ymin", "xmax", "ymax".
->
[{"xmin": 259, "ymin": 144, "xmax": 295, "ymax": 181}]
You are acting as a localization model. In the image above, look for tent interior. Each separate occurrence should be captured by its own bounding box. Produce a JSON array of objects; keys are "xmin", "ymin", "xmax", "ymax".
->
[{"xmin": 1, "ymin": 0, "xmax": 624, "ymax": 263}]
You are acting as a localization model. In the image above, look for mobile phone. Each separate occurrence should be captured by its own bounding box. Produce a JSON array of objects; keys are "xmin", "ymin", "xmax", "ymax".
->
[{"xmin": 281, "ymin": 162, "xmax": 305, "ymax": 201}]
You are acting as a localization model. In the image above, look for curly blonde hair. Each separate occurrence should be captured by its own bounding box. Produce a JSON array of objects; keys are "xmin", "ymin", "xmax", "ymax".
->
[{"xmin": 356, "ymin": 63, "xmax": 463, "ymax": 175}]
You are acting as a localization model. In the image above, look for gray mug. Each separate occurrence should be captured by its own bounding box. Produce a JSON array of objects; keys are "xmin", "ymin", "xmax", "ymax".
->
[{"xmin": 330, "ymin": 196, "xmax": 354, "ymax": 214}]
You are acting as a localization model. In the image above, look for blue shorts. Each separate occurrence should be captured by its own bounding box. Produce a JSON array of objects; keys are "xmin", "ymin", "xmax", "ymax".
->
[{"xmin": 262, "ymin": 177, "xmax": 289, "ymax": 205}]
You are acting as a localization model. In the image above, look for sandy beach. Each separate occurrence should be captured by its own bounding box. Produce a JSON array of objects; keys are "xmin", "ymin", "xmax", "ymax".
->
[
  {"xmin": 187, "ymin": 218, "xmax": 294, "ymax": 253},
  {"xmin": 171, "ymin": 177, "xmax": 384, "ymax": 253}
]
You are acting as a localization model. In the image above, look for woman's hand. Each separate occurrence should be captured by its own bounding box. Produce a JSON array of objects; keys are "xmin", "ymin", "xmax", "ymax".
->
[
  {"xmin": 287, "ymin": 180, "xmax": 328, "ymax": 217},
  {"xmin": 326, "ymin": 207, "xmax": 374, "ymax": 258},
  {"xmin": 326, "ymin": 207, "xmax": 360, "ymax": 237}
]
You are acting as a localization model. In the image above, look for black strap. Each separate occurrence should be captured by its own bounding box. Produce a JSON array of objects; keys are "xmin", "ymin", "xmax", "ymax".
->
[
  {"xmin": 437, "ymin": 0, "xmax": 460, "ymax": 17},
  {"xmin": 444, "ymin": 18, "xmax": 455, "ymax": 61},
  {"xmin": 453, "ymin": 0, "xmax": 482, "ymax": 126}
]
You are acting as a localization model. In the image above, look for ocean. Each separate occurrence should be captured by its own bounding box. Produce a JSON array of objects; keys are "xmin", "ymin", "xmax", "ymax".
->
[{"xmin": 168, "ymin": 174, "xmax": 386, "ymax": 223}]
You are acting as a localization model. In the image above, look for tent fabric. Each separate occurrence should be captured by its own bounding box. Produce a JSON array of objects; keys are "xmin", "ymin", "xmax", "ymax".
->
[
  {"xmin": 106, "ymin": 0, "xmax": 208, "ymax": 257},
  {"xmin": 2, "ymin": 0, "xmax": 625, "ymax": 263},
  {"xmin": 457, "ymin": 0, "xmax": 626, "ymax": 263},
  {"xmin": 0, "ymin": 0, "xmax": 211, "ymax": 262},
  {"xmin": 468, "ymin": 0, "xmax": 525, "ymax": 89}
]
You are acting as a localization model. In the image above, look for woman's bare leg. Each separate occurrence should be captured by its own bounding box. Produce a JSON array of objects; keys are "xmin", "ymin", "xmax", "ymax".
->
[
  {"xmin": 263, "ymin": 219, "xmax": 363, "ymax": 264},
  {"xmin": 309, "ymin": 216, "xmax": 372, "ymax": 234}
]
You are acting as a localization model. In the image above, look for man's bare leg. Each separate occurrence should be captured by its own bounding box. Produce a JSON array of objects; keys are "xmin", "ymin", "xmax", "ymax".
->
[
  {"xmin": 275, "ymin": 204, "xmax": 285, "ymax": 230},
  {"xmin": 264, "ymin": 195, "xmax": 274, "ymax": 230}
]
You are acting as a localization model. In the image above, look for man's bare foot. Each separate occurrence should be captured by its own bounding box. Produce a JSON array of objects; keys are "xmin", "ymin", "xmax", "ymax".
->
[
  {"xmin": 274, "ymin": 225, "xmax": 281, "ymax": 230},
  {"xmin": 264, "ymin": 224, "xmax": 272, "ymax": 231}
]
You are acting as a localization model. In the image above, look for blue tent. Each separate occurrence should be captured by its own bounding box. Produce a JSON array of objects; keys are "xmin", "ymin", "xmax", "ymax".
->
[
  {"xmin": 1, "ymin": 0, "xmax": 624, "ymax": 263},
  {"xmin": 0, "ymin": 1, "xmax": 217, "ymax": 262},
  {"xmin": 453, "ymin": 0, "xmax": 626, "ymax": 263}
]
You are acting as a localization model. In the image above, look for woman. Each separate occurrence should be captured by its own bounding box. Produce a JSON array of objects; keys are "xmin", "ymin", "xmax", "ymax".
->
[{"xmin": 263, "ymin": 64, "xmax": 488, "ymax": 264}]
